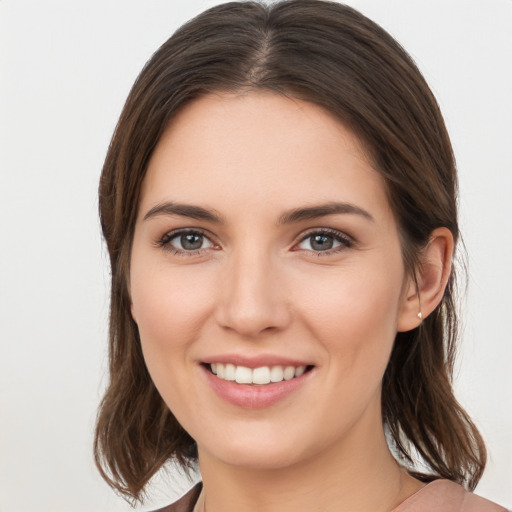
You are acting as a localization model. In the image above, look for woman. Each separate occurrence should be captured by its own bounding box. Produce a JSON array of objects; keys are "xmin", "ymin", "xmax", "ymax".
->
[{"xmin": 94, "ymin": 1, "xmax": 507, "ymax": 510}]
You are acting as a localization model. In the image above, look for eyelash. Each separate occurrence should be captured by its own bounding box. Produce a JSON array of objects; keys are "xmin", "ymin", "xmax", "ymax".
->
[
  {"xmin": 295, "ymin": 228, "xmax": 354, "ymax": 256},
  {"xmin": 157, "ymin": 228, "xmax": 216, "ymax": 257},
  {"xmin": 157, "ymin": 228, "xmax": 353, "ymax": 257}
]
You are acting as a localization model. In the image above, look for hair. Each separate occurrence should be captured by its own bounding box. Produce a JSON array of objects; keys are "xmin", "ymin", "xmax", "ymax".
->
[{"xmin": 95, "ymin": 0, "xmax": 486, "ymax": 503}]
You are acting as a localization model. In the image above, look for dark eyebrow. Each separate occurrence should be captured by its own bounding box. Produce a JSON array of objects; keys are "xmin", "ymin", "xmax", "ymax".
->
[
  {"xmin": 143, "ymin": 201, "xmax": 373, "ymax": 224},
  {"xmin": 279, "ymin": 202, "xmax": 374, "ymax": 224},
  {"xmin": 143, "ymin": 202, "xmax": 224, "ymax": 223}
]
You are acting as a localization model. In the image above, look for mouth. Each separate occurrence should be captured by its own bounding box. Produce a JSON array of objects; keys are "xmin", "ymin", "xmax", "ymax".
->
[
  {"xmin": 202, "ymin": 362, "xmax": 315, "ymax": 385},
  {"xmin": 200, "ymin": 359, "xmax": 315, "ymax": 408}
]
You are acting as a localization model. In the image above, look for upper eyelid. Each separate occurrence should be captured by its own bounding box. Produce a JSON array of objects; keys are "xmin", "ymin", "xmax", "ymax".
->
[
  {"xmin": 157, "ymin": 226, "xmax": 353, "ymax": 250},
  {"xmin": 297, "ymin": 227, "xmax": 353, "ymax": 242},
  {"xmin": 161, "ymin": 227, "xmax": 213, "ymax": 241},
  {"xmin": 160, "ymin": 226, "xmax": 351, "ymax": 237},
  {"xmin": 158, "ymin": 228, "xmax": 218, "ymax": 251},
  {"xmin": 293, "ymin": 228, "xmax": 354, "ymax": 254},
  {"xmin": 158, "ymin": 229, "xmax": 218, "ymax": 258}
]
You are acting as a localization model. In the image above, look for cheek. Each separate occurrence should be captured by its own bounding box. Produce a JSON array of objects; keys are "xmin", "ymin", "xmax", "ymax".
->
[
  {"xmin": 293, "ymin": 259, "xmax": 404, "ymax": 368},
  {"xmin": 130, "ymin": 257, "xmax": 217, "ymax": 359},
  {"xmin": 129, "ymin": 259, "xmax": 219, "ymax": 416}
]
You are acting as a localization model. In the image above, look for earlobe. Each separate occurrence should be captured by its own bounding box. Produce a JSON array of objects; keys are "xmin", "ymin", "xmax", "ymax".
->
[{"xmin": 397, "ymin": 227, "xmax": 454, "ymax": 332}]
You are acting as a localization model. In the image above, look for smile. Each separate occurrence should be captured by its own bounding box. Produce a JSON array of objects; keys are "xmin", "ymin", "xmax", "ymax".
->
[
  {"xmin": 202, "ymin": 360, "xmax": 315, "ymax": 408},
  {"xmin": 209, "ymin": 363, "xmax": 308, "ymax": 385}
]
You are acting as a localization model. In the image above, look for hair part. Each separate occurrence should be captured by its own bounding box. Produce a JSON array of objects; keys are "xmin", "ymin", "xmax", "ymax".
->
[{"xmin": 95, "ymin": 0, "xmax": 486, "ymax": 502}]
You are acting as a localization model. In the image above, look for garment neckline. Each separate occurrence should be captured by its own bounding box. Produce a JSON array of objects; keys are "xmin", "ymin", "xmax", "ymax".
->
[
  {"xmin": 190, "ymin": 479, "xmax": 450, "ymax": 512},
  {"xmin": 393, "ymin": 479, "xmax": 451, "ymax": 511}
]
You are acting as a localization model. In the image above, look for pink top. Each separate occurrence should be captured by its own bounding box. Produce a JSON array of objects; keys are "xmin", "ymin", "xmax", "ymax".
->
[
  {"xmin": 154, "ymin": 480, "xmax": 508, "ymax": 512},
  {"xmin": 392, "ymin": 479, "xmax": 508, "ymax": 512}
]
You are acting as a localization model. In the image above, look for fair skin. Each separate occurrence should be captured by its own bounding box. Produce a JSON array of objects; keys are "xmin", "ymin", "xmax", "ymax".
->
[{"xmin": 129, "ymin": 91, "xmax": 453, "ymax": 512}]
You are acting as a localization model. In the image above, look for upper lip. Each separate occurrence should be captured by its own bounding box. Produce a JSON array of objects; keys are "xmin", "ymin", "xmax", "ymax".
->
[{"xmin": 202, "ymin": 354, "xmax": 314, "ymax": 369}]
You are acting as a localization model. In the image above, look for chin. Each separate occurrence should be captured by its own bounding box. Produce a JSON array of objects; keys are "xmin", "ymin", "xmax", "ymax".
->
[
  {"xmin": 195, "ymin": 423, "xmax": 324, "ymax": 472},
  {"xmin": 205, "ymin": 444, "xmax": 304, "ymax": 471}
]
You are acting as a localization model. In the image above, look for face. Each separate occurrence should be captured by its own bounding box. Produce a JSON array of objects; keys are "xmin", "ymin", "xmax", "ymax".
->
[{"xmin": 130, "ymin": 92, "xmax": 413, "ymax": 470}]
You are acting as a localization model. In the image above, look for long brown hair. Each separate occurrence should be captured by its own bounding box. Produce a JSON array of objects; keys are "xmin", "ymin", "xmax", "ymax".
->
[{"xmin": 95, "ymin": 0, "xmax": 486, "ymax": 503}]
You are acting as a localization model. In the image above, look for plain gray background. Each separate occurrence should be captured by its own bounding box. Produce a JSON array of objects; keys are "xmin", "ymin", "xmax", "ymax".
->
[{"xmin": 1, "ymin": 1, "xmax": 511, "ymax": 510}]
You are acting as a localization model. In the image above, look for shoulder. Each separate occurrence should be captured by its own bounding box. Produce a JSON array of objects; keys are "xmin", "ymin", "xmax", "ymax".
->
[
  {"xmin": 150, "ymin": 483, "xmax": 203, "ymax": 512},
  {"xmin": 394, "ymin": 479, "xmax": 508, "ymax": 512},
  {"xmin": 150, "ymin": 480, "xmax": 508, "ymax": 512}
]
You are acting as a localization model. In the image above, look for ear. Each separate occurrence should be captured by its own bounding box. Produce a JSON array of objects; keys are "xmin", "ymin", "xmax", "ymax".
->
[{"xmin": 397, "ymin": 227, "xmax": 454, "ymax": 332}]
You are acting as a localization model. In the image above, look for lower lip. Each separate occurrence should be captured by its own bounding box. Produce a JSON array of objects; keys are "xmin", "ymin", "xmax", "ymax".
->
[{"xmin": 201, "ymin": 365, "xmax": 313, "ymax": 409}]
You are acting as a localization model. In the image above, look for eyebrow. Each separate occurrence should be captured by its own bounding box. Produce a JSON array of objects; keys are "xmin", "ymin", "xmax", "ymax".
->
[
  {"xmin": 143, "ymin": 202, "xmax": 224, "ymax": 223},
  {"xmin": 278, "ymin": 202, "xmax": 374, "ymax": 224},
  {"xmin": 142, "ymin": 201, "xmax": 374, "ymax": 224}
]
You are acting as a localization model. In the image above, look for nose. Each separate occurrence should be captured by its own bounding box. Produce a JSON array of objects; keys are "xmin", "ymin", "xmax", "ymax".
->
[{"xmin": 215, "ymin": 248, "xmax": 291, "ymax": 338}]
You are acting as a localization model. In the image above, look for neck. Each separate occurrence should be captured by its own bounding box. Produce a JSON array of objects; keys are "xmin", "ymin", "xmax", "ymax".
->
[{"xmin": 196, "ymin": 410, "xmax": 423, "ymax": 512}]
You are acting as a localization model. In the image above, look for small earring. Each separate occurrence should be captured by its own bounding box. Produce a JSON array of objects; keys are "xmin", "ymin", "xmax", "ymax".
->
[{"xmin": 417, "ymin": 311, "xmax": 423, "ymax": 320}]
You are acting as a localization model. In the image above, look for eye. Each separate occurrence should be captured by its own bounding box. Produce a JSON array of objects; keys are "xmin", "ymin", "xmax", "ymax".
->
[
  {"xmin": 296, "ymin": 229, "xmax": 352, "ymax": 254},
  {"xmin": 159, "ymin": 229, "xmax": 215, "ymax": 254}
]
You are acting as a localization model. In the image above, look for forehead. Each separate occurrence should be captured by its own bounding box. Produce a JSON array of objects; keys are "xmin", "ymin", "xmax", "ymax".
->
[{"xmin": 140, "ymin": 91, "xmax": 390, "ymax": 220}]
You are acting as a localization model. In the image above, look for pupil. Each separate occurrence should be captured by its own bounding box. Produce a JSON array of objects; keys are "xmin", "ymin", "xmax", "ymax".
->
[
  {"xmin": 311, "ymin": 235, "xmax": 333, "ymax": 251},
  {"xmin": 181, "ymin": 233, "xmax": 203, "ymax": 250}
]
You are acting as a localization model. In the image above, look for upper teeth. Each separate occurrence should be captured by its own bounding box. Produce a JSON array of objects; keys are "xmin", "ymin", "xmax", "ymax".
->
[{"xmin": 211, "ymin": 363, "xmax": 306, "ymax": 385}]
